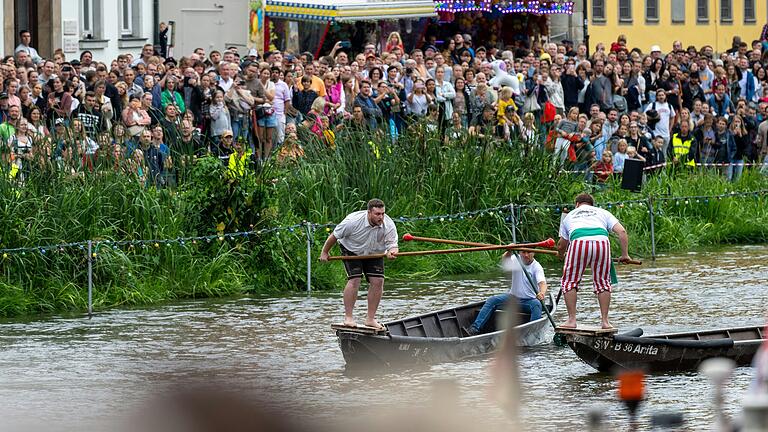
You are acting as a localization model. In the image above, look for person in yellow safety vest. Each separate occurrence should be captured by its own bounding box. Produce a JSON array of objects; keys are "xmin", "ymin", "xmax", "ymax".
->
[
  {"xmin": 227, "ymin": 139, "xmax": 252, "ymax": 178},
  {"xmin": 670, "ymin": 119, "xmax": 695, "ymax": 166},
  {"xmin": 7, "ymin": 152, "xmax": 19, "ymax": 178}
]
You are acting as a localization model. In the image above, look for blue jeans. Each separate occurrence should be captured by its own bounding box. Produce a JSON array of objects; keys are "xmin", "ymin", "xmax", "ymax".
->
[
  {"xmin": 469, "ymin": 294, "xmax": 543, "ymax": 332},
  {"xmin": 726, "ymin": 160, "xmax": 743, "ymax": 182},
  {"xmin": 232, "ymin": 116, "xmax": 250, "ymax": 145}
]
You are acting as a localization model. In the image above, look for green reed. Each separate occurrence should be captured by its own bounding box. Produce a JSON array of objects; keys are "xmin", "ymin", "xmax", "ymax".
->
[{"xmin": 0, "ymin": 128, "xmax": 766, "ymax": 317}]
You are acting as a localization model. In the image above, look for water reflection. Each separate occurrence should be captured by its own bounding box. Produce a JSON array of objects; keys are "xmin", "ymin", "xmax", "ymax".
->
[{"xmin": 0, "ymin": 245, "xmax": 765, "ymax": 431}]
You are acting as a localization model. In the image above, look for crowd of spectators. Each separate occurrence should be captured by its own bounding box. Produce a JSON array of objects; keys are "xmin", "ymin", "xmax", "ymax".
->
[{"xmin": 4, "ymin": 26, "xmax": 768, "ymax": 188}]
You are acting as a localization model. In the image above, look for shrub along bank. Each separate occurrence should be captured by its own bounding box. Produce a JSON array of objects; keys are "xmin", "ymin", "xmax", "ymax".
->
[{"xmin": 0, "ymin": 136, "xmax": 766, "ymax": 317}]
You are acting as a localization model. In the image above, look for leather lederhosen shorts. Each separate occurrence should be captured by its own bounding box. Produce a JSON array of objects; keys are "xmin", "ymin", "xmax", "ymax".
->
[{"xmin": 339, "ymin": 243, "xmax": 385, "ymax": 281}]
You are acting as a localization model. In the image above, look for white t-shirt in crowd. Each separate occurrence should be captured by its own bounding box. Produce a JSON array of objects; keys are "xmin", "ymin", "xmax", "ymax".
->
[
  {"xmin": 559, "ymin": 204, "xmax": 619, "ymax": 241},
  {"xmin": 645, "ymin": 101, "xmax": 675, "ymax": 138}
]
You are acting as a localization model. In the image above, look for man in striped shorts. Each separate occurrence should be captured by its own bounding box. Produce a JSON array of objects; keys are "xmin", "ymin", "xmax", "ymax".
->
[{"xmin": 557, "ymin": 193, "xmax": 631, "ymax": 329}]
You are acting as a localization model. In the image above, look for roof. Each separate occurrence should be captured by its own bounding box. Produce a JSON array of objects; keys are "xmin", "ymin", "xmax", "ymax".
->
[{"xmin": 265, "ymin": 0, "xmax": 436, "ymax": 22}]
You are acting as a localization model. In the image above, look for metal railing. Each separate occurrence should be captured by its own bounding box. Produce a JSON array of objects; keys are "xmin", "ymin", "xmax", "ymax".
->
[{"xmin": 1, "ymin": 189, "xmax": 766, "ymax": 316}]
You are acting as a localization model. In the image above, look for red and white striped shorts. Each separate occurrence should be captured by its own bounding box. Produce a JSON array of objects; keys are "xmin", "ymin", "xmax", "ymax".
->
[{"xmin": 560, "ymin": 238, "xmax": 612, "ymax": 294}]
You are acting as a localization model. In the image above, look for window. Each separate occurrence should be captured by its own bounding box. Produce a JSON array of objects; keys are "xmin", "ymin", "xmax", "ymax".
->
[
  {"xmin": 82, "ymin": 0, "xmax": 93, "ymax": 35},
  {"xmin": 619, "ymin": 0, "xmax": 632, "ymax": 22},
  {"xmin": 120, "ymin": 0, "xmax": 141, "ymax": 37},
  {"xmin": 697, "ymin": 0, "xmax": 708, "ymax": 23},
  {"xmin": 671, "ymin": 0, "xmax": 685, "ymax": 23},
  {"xmin": 744, "ymin": 0, "xmax": 756, "ymax": 23},
  {"xmin": 121, "ymin": 0, "xmax": 132, "ymax": 35},
  {"xmin": 592, "ymin": 0, "xmax": 606, "ymax": 22},
  {"xmin": 720, "ymin": 0, "xmax": 732, "ymax": 23},
  {"xmin": 646, "ymin": 0, "xmax": 659, "ymax": 21},
  {"xmin": 80, "ymin": 0, "xmax": 101, "ymax": 38}
]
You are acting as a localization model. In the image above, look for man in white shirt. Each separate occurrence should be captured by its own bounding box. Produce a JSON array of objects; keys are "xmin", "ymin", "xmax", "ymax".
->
[
  {"xmin": 320, "ymin": 199, "xmax": 399, "ymax": 330},
  {"xmin": 14, "ymin": 30, "xmax": 42, "ymax": 64},
  {"xmin": 645, "ymin": 88, "xmax": 675, "ymax": 153},
  {"xmin": 428, "ymin": 53, "xmax": 452, "ymax": 82},
  {"xmin": 558, "ymin": 193, "xmax": 631, "ymax": 329},
  {"xmin": 601, "ymin": 108, "xmax": 619, "ymax": 141},
  {"xmin": 738, "ymin": 57, "xmax": 761, "ymax": 103},
  {"xmin": 697, "ymin": 57, "xmax": 716, "ymax": 95},
  {"xmin": 465, "ymin": 250, "xmax": 548, "ymax": 336},
  {"xmin": 131, "ymin": 44, "xmax": 155, "ymax": 67},
  {"xmin": 38, "ymin": 60, "xmax": 56, "ymax": 85},
  {"xmin": 217, "ymin": 62, "xmax": 234, "ymax": 92},
  {"xmin": 270, "ymin": 66, "xmax": 293, "ymax": 147}
]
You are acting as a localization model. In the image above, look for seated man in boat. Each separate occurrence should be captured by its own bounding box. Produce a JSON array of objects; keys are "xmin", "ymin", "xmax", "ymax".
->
[{"xmin": 464, "ymin": 250, "xmax": 548, "ymax": 336}]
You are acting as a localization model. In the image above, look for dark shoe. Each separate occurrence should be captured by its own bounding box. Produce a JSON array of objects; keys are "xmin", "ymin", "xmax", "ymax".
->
[{"xmin": 461, "ymin": 326, "xmax": 479, "ymax": 337}]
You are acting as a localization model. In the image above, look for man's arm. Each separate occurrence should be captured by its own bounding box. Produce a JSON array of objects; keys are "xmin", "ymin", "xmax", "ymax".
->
[
  {"xmin": 328, "ymin": 41, "xmax": 343, "ymax": 59},
  {"xmin": 611, "ymin": 222, "xmax": 631, "ymax": 262},
  {"xmin": 384, "ymin": 224, "xmax": 399, "ymax": 259},
  {"xmin": 557, "ymin": 237, "xmax": 569, "ymax": 260},
  {"xmin": 319, "ymin": 233, "xmax": 338, "ymax": 262},
  {"xmin": 536, "ymin": 280, "xmax": 548, "ymax": 300},
  {"xmin": 668, "ymin": 108, "xmax": 675, "ymax": 134}
]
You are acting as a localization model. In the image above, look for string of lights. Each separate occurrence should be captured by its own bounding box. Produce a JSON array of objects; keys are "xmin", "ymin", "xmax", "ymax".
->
[
  {"xmin": 0, "ymin": 190, "xmax": 765, "ymax": 257},
  {"xmin": 434, "ymin": 0, "xmax": 573, "ymax": 14},
  {"xmin": 560, "ymin": 161, "xmax": 767, "ymax": 175}
]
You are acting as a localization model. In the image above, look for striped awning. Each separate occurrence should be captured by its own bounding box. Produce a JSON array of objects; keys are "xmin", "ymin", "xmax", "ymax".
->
[{"xmin": 265, "ymin": 0, "xmax": 436, "ymax": 22}]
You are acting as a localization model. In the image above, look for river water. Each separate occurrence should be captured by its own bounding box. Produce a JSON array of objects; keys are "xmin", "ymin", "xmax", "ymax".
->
[{"xmin": 1, "ymin": 245, "xmax": 766, "ymax": 431}]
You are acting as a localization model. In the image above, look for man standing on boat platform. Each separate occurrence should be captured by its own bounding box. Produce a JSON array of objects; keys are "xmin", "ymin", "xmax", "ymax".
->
[
  {"xmin": 558, "ymin": 193, "xmax": 631, "ymax": 329},
  {"xmin": 465, "ymin": 250, "xmax": 548, "ymax": 336},
  {"xmin": 319, "ymin": 199, "xmax": 399, "ymax": 330}
]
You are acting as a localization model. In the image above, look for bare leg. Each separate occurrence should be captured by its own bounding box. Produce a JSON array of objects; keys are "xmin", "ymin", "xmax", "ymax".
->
[
  {"xmin": 263, "ymin": 127, "xmax": 274, "ymax": 158},
  {"xmin": 562, "ymin": 289, "xmax": 577, "ymax": 328},
  {"xmin": 255, "ymin": 125, "xmax": 264, "ymax": 160},
  {"xmin": 343, "ymin": 278, "xmax": 361, "ymax": 326},
  {"xmin": 597, "ymin": 291, "xmax": 612, "ymax": 328},
  {"xmin": 364, "ymin": 277, "xmax": 384, "ymax": 328}
]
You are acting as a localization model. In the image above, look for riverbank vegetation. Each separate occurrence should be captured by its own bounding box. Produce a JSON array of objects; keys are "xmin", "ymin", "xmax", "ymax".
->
[{"xmin": 0, "ymin": 134, "xmax": 766, "ymax": 317}]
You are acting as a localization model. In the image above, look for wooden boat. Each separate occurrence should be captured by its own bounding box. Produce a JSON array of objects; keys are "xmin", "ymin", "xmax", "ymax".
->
[
  {"xmin": 335, "ymin": 292, "xmax": 557, "ymax": 369},
  {"xmin": 558, "ymin": 325, "xmax": 766, "ymax": 373}
]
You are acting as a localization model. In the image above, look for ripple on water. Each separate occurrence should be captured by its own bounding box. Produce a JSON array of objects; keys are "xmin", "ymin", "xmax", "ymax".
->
[{"xmin": 0, "ymin": 245, "xmax": 765, "ymax": 431}]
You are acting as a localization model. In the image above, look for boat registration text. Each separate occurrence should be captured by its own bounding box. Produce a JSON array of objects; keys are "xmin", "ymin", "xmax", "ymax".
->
[{"xmin": 593, "ymin": 339, "xmax": 659, "ymax": 356}]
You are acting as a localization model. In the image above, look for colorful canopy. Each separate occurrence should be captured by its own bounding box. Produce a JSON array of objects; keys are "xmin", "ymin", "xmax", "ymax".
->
[{"xmin": 265, "ymin": 0, "xmax": 437, "ymax": 22}]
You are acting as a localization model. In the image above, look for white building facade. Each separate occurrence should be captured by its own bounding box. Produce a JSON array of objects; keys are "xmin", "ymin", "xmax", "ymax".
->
[
  {"xmin": 3, "ymin": 0, "xmax": 155, "ymax": 63},
  {"xmin": 63, "ymin": 0, "xmax": 156, "ymax": 61},
  {"xmin": 158, "ymin": 0, "xmax": 251, "ymax": 58}
]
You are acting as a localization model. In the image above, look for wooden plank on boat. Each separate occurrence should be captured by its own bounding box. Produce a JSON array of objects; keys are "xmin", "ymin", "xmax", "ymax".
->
[
  {"xmin": 331, "ymin": 323, "xmax": 388, "ymax": 335},
  {"xmin": 555, "ymin": 326, "xmax": 618, "ymax": 336}
]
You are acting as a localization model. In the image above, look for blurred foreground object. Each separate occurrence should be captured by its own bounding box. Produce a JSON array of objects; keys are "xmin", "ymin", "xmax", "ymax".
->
[
  {"xmin": 700, "ymin": 357, "xmax": 736, "ymax": 431},
  {"xmin": 618, "ymin": 369, "xmax": 645, "ymax": 418},
  {"xmin": 743, "ymin": 328, "xmax": 768, "ymax": 432}
]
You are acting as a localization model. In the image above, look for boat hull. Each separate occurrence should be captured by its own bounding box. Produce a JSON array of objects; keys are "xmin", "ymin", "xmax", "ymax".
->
[
  {"xmin": 564, "ymin": 326, "xmax": 765, "ymax": 373},
  {"xmin": 336, "ymin": 293, "xmax": 556, "ymax": 369}
]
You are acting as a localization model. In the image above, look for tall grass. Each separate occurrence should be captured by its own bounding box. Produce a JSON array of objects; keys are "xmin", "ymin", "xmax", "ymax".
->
[
  {"xmin": 279, "ymin": 131, "xmax": 768, "ymax": 280},
  {"xmin": 0, "ymin": 129, "xmax": 766, "ymax": 317},
  {"xmin": 0, "ymin": 156, "xmax": 271, "ymax": 317}
]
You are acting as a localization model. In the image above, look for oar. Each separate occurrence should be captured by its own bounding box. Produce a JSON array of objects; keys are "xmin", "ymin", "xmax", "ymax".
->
[
  {"xmin": 510, "ymin": 251, "xmax": 566, "ymax": 346},
  {"xmin": 403, "ymin": 234, "xmax": 642, "ymax": 265},
  {"xmin": 327, "ymin": 241, "xmax": 555, "ymax": 261},
  {"xmin": 403, "ymin": 234, "xmax": 556, "ymax": 249}
]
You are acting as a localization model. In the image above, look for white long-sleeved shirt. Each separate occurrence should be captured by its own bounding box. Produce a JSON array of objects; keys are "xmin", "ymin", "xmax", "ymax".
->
[{"xmin": 333, "ymin": 210, "xmax": 398, "ymax": 256}]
